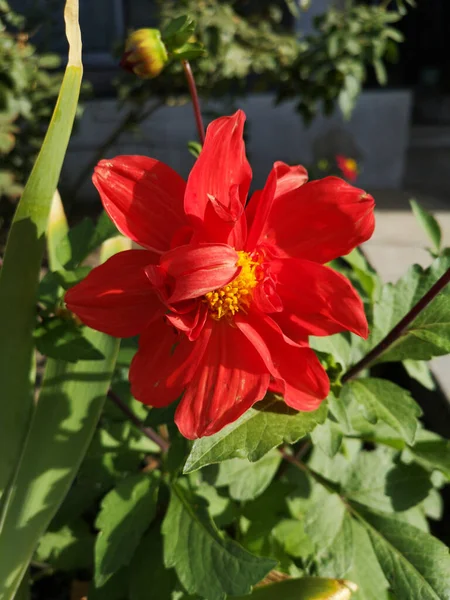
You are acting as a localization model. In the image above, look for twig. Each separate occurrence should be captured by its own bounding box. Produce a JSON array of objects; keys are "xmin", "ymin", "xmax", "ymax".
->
[
  {"xmin": 342, "ymin": 266, "xmax": 450, "ymax": 383},
  {"xmin": 107, "ymin": 389, "xmax": 170, "ymax": 453},
  {"xmin": 182, "ymin": 60, "xmax": 205, "ymax": 144}
]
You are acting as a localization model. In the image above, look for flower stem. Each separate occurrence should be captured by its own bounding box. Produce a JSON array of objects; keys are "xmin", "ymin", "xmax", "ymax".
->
[
  {"xmin": 342, "ymin": 266, "xmax": 450, "ymax": 383},
  {"xmin": 182, "ymin": 59, "xmax": 205, "ymax": 144},
  {"xmin": 107, "ymin": 389, "xmax": 170, "ymax": 453}
]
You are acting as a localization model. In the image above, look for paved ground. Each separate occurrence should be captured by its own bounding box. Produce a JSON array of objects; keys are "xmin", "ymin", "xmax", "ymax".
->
[{"xmin": 363, "ymin": 187, "xmax": 450, "ymax": 397}]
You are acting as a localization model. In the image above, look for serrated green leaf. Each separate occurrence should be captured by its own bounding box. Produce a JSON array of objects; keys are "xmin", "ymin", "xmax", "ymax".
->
[
  {"xmin": 34, "ymin": 318, "xmax": 104, "ymax": 362},
  {"xmin": 272, "ymin": 519, "xmax": 314, "ymax": 560},
  {"xmin": 356, "ymin": 507, "xmax": 450, "ymax": 600},
  {"xmin": 235, "ymin": 577, "xmax": 358, "ymax": 600},
  {"xmin": 184, "ymin": 396, "xmax": 327, "ymax": 472},
  {"xmin": 317, "ymin": 513, "xmax": 354, "ymax": 579},
  {"xmin": 311, "ymin": 419, "xmax": 343, "ymax": 458},
  {"xmin": 342, "ymin": 379, "xmax": 421, "ymax": 445},
  {"xmin": 310, "ymin": 334, "xmax": 352, "ymax": 371},
  {"xmin": 343, "ymin": 450, "xmax": 432, "ymax": 512},
  {"xmin": 403, "ymin": 360, "xmax": 436, "ymax": 390},
  {"xmin": 162, "ymin": 482, "xmax": 275, "ymax": 600},
  {"xmin": 212, "ymin": 451, "xmax": 281, "ymax": 501},
  {"xmin": 95, "ymin": 472, "xmax": 160, "ymax": 587},
  {"xmin": 305, "ymin": 487, "xmax": 346, "ymax": 553},
  {"xmin": 35, "ymin": 522, "xmax": 94, "ymax": 571},
  {"xmin": 346, "ymin": 520, "xmax": 389, "ymax": 600},
  {"xmin": 370, "ymin": 253, "xmax": 450, "ymax": 362},
  {"xmin": 410, "ymin": 199, "xmax": 442, "ymax": 254},
  {"xmin": 130, "ymin": 523, "xmax": 177, "ymax": 600},
  {"xmin": 409, "ymin": 439, "xmax": 450, "ymax": 480}
]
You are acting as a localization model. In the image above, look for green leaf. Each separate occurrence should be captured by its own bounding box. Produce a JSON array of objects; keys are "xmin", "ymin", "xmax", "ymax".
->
[
  {"xmin": 403, "ymin": 360, "xmax": 436, "ymax": 391},
  {"xmin": 305, "ymin": 487, "xmax": 346, "ymax": 553},
  {"xmin": 343, "ymin": 450, "xmax": 432, "ymax": 512},
  {"xmin": 409, "ymin": 439, "xmax": 450, "ymax": 480},
  {"xmin": 317, "ymin": 513, "xmax": 354, "ymax": 579},
  {"xmin": 346, "ymin": 520, "xmax": 389, "ymax": 600},
  {"xmin": 0, "ymin": 0, "xmax": 83, "ymax": 504},
  {"xmin": 234, "ymin": 577, "xmax": 358, "ymax": 600},
  {"xmin": 357, "ymin": 507, "xmax": 450, "ymax": 600},
  {"xmin": 34, "ymin": 318, "xmax": 104, "ymax": 362},
  {"xmin": 310, "ymin": 334, "xmax": 351, "ymax": 371},
  {"xmin": 410, "ymin": 199, "xmax": 442, "ymax": 254},
  {"xmin": 130, "ymin": 523, "xmax": 177, "ymax": 600},
  {"xmin": 47, "ymin": 190, "xmax": 69, "ymax": 272},
  {"xmin": 311, "ymin": 419, "xmax": 343, "ymax": 458},
  {"xmin": 184, "ymin": 396, "xmax": 327, "ymax": 472},
  {"xmin": 0, "ymin": 329, "xmax": 119, "ymax": 600},
  {"xmin": 342, "ymin": 378, "xmax": 421, "ymax": 445},
  {"xmin": 370, "ymin": 253, "xmax": 450, "ymax": 362},
  {"xmin": 162, "ymin": 482, "xmax": 275, "ymax": 600},
  {"xmin": 212, "ymin": 451, "xmax": 282, "ymax": 501},
  {"xmin": 272, "ymin": 519, "xmax": 314, "ymax": 560},
  {"xmin": 95, "ymin": 472, "xmax": 160, "ymax": 587},
  {"xmin": 187, "ymin": 140, "xmax": 202, "ymax": 158},
  {"xmin": 36, "ymin": 522, "xmax": 94, "ymax": 571}
]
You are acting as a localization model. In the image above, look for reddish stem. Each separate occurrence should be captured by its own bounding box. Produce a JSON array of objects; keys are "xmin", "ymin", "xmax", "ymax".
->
[
  {"xmin": 182, "ymin": 59, "xmax": 205, "ymax": 144},
  {"xmin": 342, "ymin": 266, "xmax": 450, "ymax": 383}
]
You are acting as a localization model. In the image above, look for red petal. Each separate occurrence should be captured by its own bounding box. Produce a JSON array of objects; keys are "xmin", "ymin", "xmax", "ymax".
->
[
  {"xmin": 130, "ymin": 317, "xmax": 210, "ymax": 408},
  {"xmin": 236, "ymin": 312, "xmax": 329, "ymax": 411},
  {"xmin": 93, "ymin": 156, "xmax": 187, "ymax": 253},
  {"xmin": 246, "ymin": 161, "xmax": 308, "ymax": 251},
  {"xmin": 65, "ymin": 250, "xmax": 162, "ymax": 337},
  {"xmin": 250, "ymin": 175, "xmax": 375, "ymax": 263},
  {"xmin": 159, "ymin": 243, "xmax": 240, "ymax": 303},
  {"xmin": 175, "ymin": 320, "xmax": 270, "ymax": 439},
  {"xmin": 269, "ymin": 258, "xmax": 368, "ymax": 339},
  {"xmin": 184, "ymin": 111, "xmax": 252, "ymax": 247}
]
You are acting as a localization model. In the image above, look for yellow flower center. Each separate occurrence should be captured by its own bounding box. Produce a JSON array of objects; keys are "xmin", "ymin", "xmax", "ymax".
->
[
  {"xmin": 345, "ymin": 158, "xmax": 358, "ymax": 172},
  {"xmin": 204, "ymin": 251, "xmax": 261, "ymax": 320}
]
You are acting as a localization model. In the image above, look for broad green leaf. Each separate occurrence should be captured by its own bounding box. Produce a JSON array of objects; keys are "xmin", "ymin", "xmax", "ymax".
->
[
  {"xmin": 34, "ymin": 318, "xmax": 104, "ymax": 362},
  {"xmin": 184, "ymin": 396, "xmax": 328, "ymax": 472},
  {"xmin": 212, "ymin": 451, "xmax": 282, "ymax": 501},
  {"xmin": 162, "ymin": 482, "xmax": 275, "ymax": 600},
  {"xmin": 410, "ymin": 199, "xmax": 442, "ymax": 254},
  {"xmin": 305, "ymin": 487, "xmax": 346, "ymax": 553},
  {"xmin": 195, "ymin": 482, "xmax": 238, "ymax": 528},
  {"xmin": 272, "ymin": 519, "xmax": 314, "ymax": 560},
  {"xmin": 343, "ymin": 450, "xmax": 432, "ymax": 512},
  {"xmin": 356, "ymin": 507, "xmax": 450, "ymax": 600},
  {"xmin": 310, "ymin": 334, "xmax": 351, "ymax": 371},
  {"xmin": 342, "ymin": 378, "xmax": 421, "ymax": 445},
  {"xmin": 317, "ymin": 513, "xmax": 354, "ymax": 579},
  {"xmin": 89, "ymin": 567, "xmax": 130, "ymax": 600},
  {"xmin": 95, "ymin": 472, "xmax": 160, "ymax": 587},
  {"xmin": 130, "ymin": 523, "xmax": 177, "ymax": 600},
  {"xmin": 311, "ymin": 419, "xmax": 343, "ymax": 458},
  {"xmin": 234, "ymin": 577, "xmax": 358, "ymax": 600},
  {"xmin": 0, "ymin": 328, "xmax": 119, "ymax": 600},
  {"xmin": 0, "ymin": 0, "xmax": 83, "ymax": 503},
  {"xmin": 370, "ymin": 253, "xmax": 450, "ymax": 362},
  {"xmin": 409, "ymin": 439, "xmax": 450, "ymax": 480},
  {"xmin": 403, "ymin": 360, "xmax": 436, "ymax": 391},
  {"xmin": 35, "ymin": 522, "xmax": 94, "ymax": 571},
  {"xmin": 346, "ymin": 520, "xmax": 389, "ymax": 600}
]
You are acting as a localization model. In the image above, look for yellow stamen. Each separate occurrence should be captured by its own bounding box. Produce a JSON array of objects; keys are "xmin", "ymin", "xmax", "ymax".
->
[
  {"xmin": 345, "ymin": 158, "xmax": 358, "ymax": 172},
  {"xmin": 204, "ymin": 251, "xmax": 262, "ymax": 320}
]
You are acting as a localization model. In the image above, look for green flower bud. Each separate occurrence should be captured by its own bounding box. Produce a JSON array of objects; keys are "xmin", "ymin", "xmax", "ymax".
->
[{"xmin": 120, "ymin": 29, "xmax": 168, "ymax": 79}]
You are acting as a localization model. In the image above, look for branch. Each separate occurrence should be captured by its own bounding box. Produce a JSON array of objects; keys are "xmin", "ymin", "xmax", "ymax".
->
[
  {"xmin": 342, "ymin": 266, "xmax": 450, "ymax": 383},
  {"xmin": 107, "ymin": 389, "xmax": 170, "ymax": 453}
]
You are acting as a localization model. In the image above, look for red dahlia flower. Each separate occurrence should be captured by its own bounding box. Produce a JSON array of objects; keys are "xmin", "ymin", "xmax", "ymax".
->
[
  {"xmin": 336, "ymin": 155, "xmax": 359, "ymax": 182},
  {"xmin": 65, "ymin": 111, "xmax": 375, "ymax": 439}
]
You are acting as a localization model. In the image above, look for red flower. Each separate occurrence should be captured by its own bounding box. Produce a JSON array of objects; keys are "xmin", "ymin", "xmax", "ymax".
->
[
  {"xmin": 65, "ymin": 111, "xmax": 375, "ymax": 439},
  {"xmin": 336, "ymin": 155, "xmax": 359, "ymax": 182}
]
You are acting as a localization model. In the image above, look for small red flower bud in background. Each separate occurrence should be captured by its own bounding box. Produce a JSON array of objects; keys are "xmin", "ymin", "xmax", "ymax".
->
[
  {"xmin": 120, "ymin": 29, "xmax": 168, "ymax": 79},
  {"xmin": 336, "ymin": 155, "xmax": 359, "ymax": 182}
]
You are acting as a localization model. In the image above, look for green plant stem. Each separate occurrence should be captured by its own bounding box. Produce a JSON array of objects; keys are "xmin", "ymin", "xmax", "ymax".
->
[
  {"xmin": 107, "ymin": 389, "xmax": 170, "ymax": 452},
  {"xmin": 342, "ymin": 266, "xmax": 450, "ymax": 383},
  {"xmin": 71, "ymin": 100, "xmax": 164, "ymax": 197},
  {"xmin": 182, "ymin": 59, "xmax": 205, "ymax": 144}
]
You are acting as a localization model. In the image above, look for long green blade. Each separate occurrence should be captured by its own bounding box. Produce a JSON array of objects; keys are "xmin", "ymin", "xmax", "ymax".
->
[
  {"xmin": 0, "ymin": 331, "xmax": 119, "ymax": 600},
  {"xmin": 0, "ymin": 0, "xmax": 83, "ymax": 501}
]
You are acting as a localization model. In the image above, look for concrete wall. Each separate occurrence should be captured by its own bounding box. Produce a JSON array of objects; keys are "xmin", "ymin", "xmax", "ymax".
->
[{"xmin": 64, "ymin": 90, "xmax": 412, "ymax": 202}]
